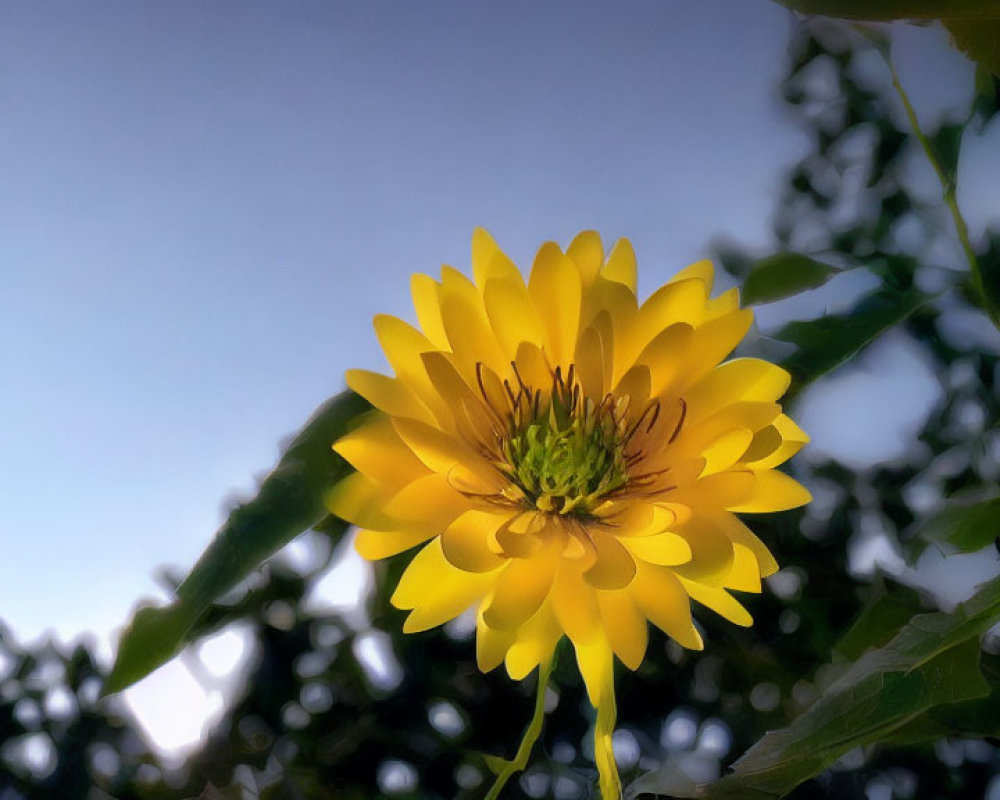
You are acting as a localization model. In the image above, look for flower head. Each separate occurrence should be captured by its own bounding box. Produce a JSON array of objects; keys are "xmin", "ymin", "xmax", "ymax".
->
[{"xmin": 328, "ymin": 230, "xmax": 810, "ymax": 796}]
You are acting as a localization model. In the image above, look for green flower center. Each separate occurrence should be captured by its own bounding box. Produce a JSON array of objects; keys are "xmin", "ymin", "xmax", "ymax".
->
[{"xmin": 488, "ymin": 365, "xmax": 631, "ymax": 517}]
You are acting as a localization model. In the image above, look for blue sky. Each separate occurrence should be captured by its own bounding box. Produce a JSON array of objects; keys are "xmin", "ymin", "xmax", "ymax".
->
[{"xmin": 1, "ymin": 0, "xmax": 995, "ymax": 752}]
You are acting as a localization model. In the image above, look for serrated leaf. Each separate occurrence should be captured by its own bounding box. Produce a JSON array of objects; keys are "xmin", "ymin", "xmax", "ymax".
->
[
  {"xmin": 741, "ymin": 253, "xmax": 842, "ymax": 306},
  {"xmin": 629, "ymin": 574, "xmax": 1000, "ymax": 799},
  {"xmin": 772, "ymin": 0, "xmax": 1000, "ymax": 20},
  {"xmin": 833, "ymin": 580, "xmax": 925, "ymax": 661},
  {"xmin": 104, "ymin": 389, "xmax": 370, "ymax": 694},
  {"xmin": 775, "ymin": 287, "xmax": 933, "ymax": 395},
  {"xmin": 912, "ymin": 493, "xmax": 1000, "ymax": 554}
]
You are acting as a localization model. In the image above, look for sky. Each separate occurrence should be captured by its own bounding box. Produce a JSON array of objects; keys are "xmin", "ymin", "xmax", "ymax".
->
[{"xmin": 1, "ymin": 0, "xmax": 996, "ymax": 755}]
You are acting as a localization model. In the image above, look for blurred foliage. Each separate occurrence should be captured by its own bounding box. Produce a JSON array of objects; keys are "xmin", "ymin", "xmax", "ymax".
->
[{"xmin": 6, "ymin": 18, "xmax": 1000, "ymax": 800}]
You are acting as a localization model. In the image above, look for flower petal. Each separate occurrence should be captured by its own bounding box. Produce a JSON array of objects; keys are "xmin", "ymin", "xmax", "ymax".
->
[
  {"xmin": 484, "ymin": 276, "xmax": 544, "ymax": 357},
  {"xmin": 623, "ymin": 531, "xmax": 692, "ymax": 566},
  {"xmin": 567, "ymin": 230, "xmax": 604, "ymax": 286},
  {"xmin": 725, "ymin": 543, "xmax": 762, "ymax": 593},
  {"xmin": 392, "ymin": 416, "xmax": 485, "ymax": 475},
  {"xmin": 711, "ymin": 510, "xmax": 779, "ymax": 576},
  {"xmin": 728, "ymin": 470, "xmax": 811, "ymax": 512},
  {"xmin": 746, "ymin": 414, "xmax": 809, "ymax": 470},
  {"xmin": 583, "ymin": 530, "xmax": 637, "ymax": 590},
  {"xmin": 325, "ymin": 472, "xmax": 397, "ymax": 531},
  {"xmin": 596, "ymin": 589, "xmax": 648, "ymax": 670},
  {"xmin": 392, "ymin": 538, "xmax": 500, "ymax": 633},
  {"xmin": 551, "ymin": 562, "xmax": 602, "ymax": 645},
  {"xmin": 471, "ymin": 228, "xmax": 522, "ymax": 290},
  {"xmin": 482, "ymin": 542, "xmax": 560, "ymax": 630},
  {"xmin": 628, "ymin": 562, "xmax": 703, "ymax": 650},
  {"xmin": 441, "ymin": 509, "xmax": 512, "ymax": 572},
  {"xmin": 635, "ymin": 278, "xmax": 706, "ymax": 348},
  {"xmin": 410, "ymin": 273, "xmax": 449, "ymax": 349},
  {"xmin": 529, "ymin": 242, "xmax": 581, "ymax": 370},
  {"xmin": 439, "ymin": 267, "xmax": 510, "ymax": 380},
  {"xmin": 345, "ymin": 369, "xmax": 435, "ymax": 424},
  {"xmin": 678, "ymin": 578, "xmax": 753, "ymax": 627},
  {"xmin": 382, "ymin": 473, "xmax": 470, "ymax": 532},
  {"xmin": 684, "ymin": 358, "xmax": 791, "ymax": 423},
  {"xmin": 355, "ymin": 527, "xmax": 435, "ymax": 560},
  {"xmin": 334, "ymin": 413, "xmax": 428, "ymax": 492},
  {"xmin": 669, "ymin": 259, "xmax": 714, "ymax": 292},
  {"xmin": 476, "ymin": 610, "xmax": 516, "ymax": 672},
  {"xmin": 601, "ymin": 238, "xmax": 637, "ymax": 294},
  {"xmin": 504, "ymin": 601, "xmax": 563, "ymax": 680}
]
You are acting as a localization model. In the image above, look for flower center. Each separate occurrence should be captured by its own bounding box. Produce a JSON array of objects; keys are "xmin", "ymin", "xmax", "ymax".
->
[
  {"xmin": 502, "ymin": 399, "xmax": 628, "ymax": 515},
  {"xmin": 477, "ymin": 364, "xmax": 636, "ymax": 517}
]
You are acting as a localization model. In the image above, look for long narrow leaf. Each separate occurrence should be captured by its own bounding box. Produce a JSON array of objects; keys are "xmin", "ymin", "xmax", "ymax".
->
[{"xmin": 103, "ymin": 390, "xmax": 370, "ymax": 694}]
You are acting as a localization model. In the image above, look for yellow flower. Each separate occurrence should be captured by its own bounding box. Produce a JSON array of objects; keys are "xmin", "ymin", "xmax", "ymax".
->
[{"xmin": 328, "ymin": 229, "xmax": 810, "ymax": 798}]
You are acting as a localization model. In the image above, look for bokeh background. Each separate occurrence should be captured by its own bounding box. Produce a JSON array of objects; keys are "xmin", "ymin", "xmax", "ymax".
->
[{"xmin": 3, "ymin": 2, "xmax": 1000, "ymax": 798}]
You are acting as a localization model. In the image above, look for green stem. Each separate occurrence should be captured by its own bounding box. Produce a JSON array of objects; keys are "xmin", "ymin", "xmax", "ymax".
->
[
  {"xmin": 885, "ymin": 54, "xmax": 993, "ymax": 323},
  {"xmin": 483, "ymin": 659, "xmax": 554, "ymax": 800}
]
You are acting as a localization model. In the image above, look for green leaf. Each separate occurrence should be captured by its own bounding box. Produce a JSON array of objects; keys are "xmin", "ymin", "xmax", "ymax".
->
[
  {"xmin": 832, "ymin": 580, "xmax": 925, "ymax": 661},
  {"xmin": 947, "ymin": 20, "xmax": 1000, "ymax": 79},
  {"xmin": 740, "ymin": 253, "xmax": 842, "ymax": 306},
  {"xmin": 629, "ymin": 574, "xmax": 1000, "ymax": 799},
  {"xmin": 104, "ymin": 389, "xmax": 371, "ymax": 694},
  {"xmin": 911, "ymin": 493, "xmax": 1000, "ymax": 555},
  {"xmin": 772, "ymin": 0, "xmax": 1000, "ymax": 20},
  {"xmin": 775, "ymin": 287, "xmax": 933, "ymax": 394}
]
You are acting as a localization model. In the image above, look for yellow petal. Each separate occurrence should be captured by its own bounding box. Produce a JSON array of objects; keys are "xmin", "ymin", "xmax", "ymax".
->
[
  {"xmin": 635, "ymin": 278, "xmax": 707, "ymax": 348},
  {"xmin": 670, "ymin": 514, "xmax": 735, "ymax": 586},
  {"xmin": 628, "ymin": 562, "xmax": 703, "ymax": 650},
  {"xmin": 700, "ymin": 428, "xmax": 755, "ymax": 476},
  {"xmin": 382, "ymin": 473, "xmax": 470, "ymax": 532},
  {"xmin": 574, "ymin": 325, "xmax": 606, "ymax": 400},
  {"xmin": 567, "ymin": 230, "xmax": 604, "ymax": 286},
  {"xmin": 392, "ymin": 417, "xmax": 485, "ymax": 476},
  {"xmin": 747, "ymin": 414, "xmax": 810, "ymax": 470},
  {"xmin": 551, "ymin": 562, "xmax": 602, "ymax": 645},
  {"xmin": 484, "ymin": 275, "xmax": 544, "ymax": 357},
  {"xmin": 669, "ymin": 259, "xmax": 714, "ymax": 292},
  {"xmin": 477, "ymin": 610, "xmax": 516, "ymax": 672},
  {"xmin": 528, "ymin": 242, "xmax": 582, "ymax": 369},
  {"xmin": 676, "ymin": 309, "xmax": 754, "ymax": 392},
  {"xmin": 623, "ymin": 532, "xmax": 692, "ymax": 566},
  {"xmin": 597, "ymin": 589, "xmax": 648, "ymax": 670},
  {"xmin": 471, "ymin": 227, "xmax": 522, "ymax": 290},
  {"xmin": 684, "ymin": 358, "xmax": 791, "ymax": 424},
  {"xmin": 345, "ymin": 369, "xmax": 434, "ymax": 425},
  {"xmin": 334, "ymin": 414, "xmax": 428, "ymax": 492},
  {"xmin": 601, "ymin": 238, "xmax": 638, "ymax": 294},
  {"xmin": 614, "ymin": 364, "xmax": 651, "ymax": 411},
  {"xmin": 325, "ymin": 472, "xmax": 397, "ymax": 531},
  {"xmin": 725, "ymin": 543, "xmax": 762, "ymax": 593},
  {"xmin": 392, "ymin": 537, "xmax": 499, "ymax": 633},
  {"xmin": 678, "ymin": 577, "xmax": 753, "ymax": 627},
  {"xmin": 710, "ymin": 510, "xmax": 779, "ymax": 577},
  {"xmin": 373, "ymin": 314, "xmax": 450, "ymax": 423},
  {"xmin": 504, "ymin": 601, "xmax": 563, "ymax": 680},
  {"xmin": 439, "ymin": 268, "xmax": 510, "ymax": 380},
  {"xmin": 669, "ymin": 469, "xmax": 756, "ymax": 509},
  {"xmin": 482, "ymin": 543, "xmax": 559, "ymax": 630},
  {"xmin": 355, "ymin": 527, "xmax": 435, "ymax": 560},
  {"xmin": 582, "ymin": 530, "xmax": 637, "ymax": 590},
  {"xmin": 728, "ymin": 470, "xmax": 812, "ymax": 513},
  {"xmin": 441, "ymin": 509, "xmax": 512, "ymax": 572},
  {"xmin": 410, "ymin": 273, "xmax": 449, "ymax": 349},
  {"xmin": 632, "ymin": 322, "xmax": 694, "ymax": 396}
]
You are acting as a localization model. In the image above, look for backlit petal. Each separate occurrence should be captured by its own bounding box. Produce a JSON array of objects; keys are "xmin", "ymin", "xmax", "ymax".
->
[{"xmin": 529, "ymin": 242, "xmax": 582, "ymax": 370}]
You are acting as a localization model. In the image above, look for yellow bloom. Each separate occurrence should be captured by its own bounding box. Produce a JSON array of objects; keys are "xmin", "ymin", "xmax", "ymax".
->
[{"xmin": 329, "ymin": 229, "xmax": 810, "ymax": 797}]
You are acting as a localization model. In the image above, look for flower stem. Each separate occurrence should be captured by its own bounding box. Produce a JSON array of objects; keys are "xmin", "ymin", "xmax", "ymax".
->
[
  {"xmin": 885, "ymin": 54, "xmax": 993, "ymax": 324},
  {"xmin": 483, "ymin": 659, "xmax": 554, "ymax": 800}
]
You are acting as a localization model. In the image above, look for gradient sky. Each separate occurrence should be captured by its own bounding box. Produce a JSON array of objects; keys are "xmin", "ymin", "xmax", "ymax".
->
[{"xmin": 1, "ymin": 0, "xmax": 994, "ymax": 751}]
